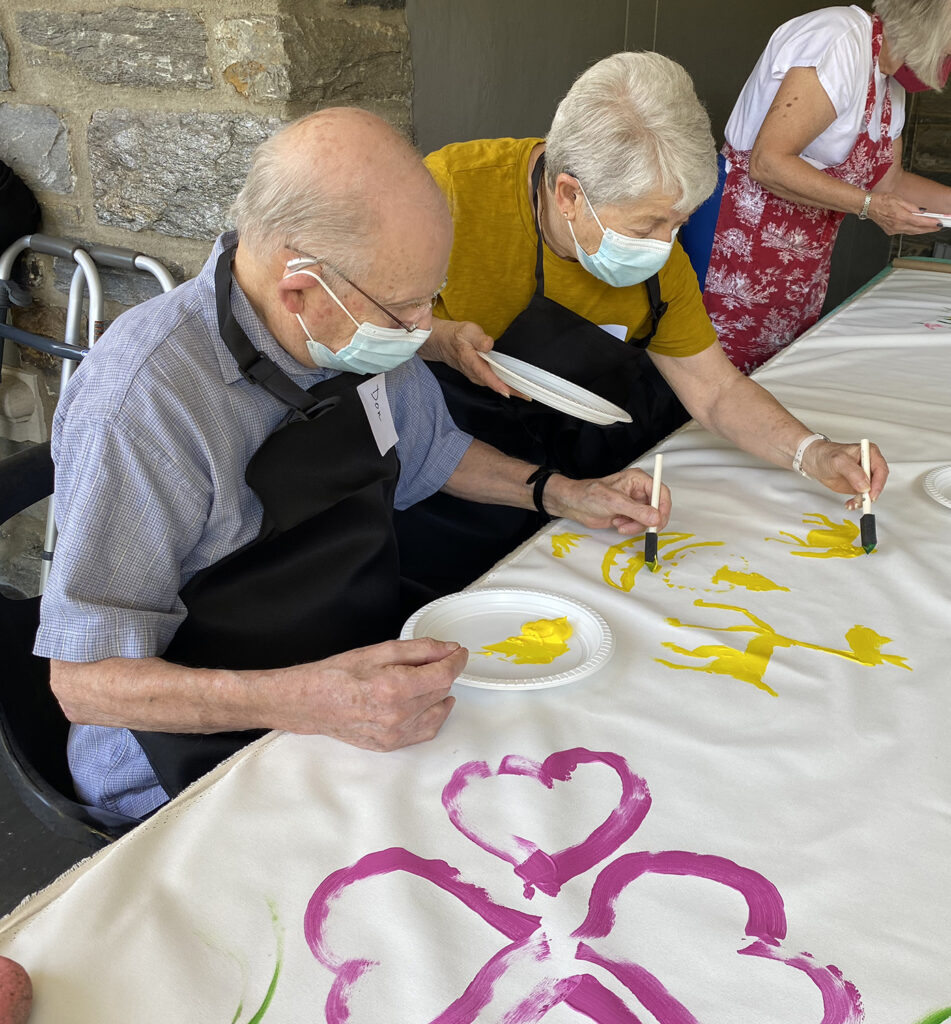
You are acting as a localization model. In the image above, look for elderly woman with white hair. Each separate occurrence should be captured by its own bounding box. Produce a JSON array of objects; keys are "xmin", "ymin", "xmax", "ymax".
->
[
  {"xmin": 705, "ymin": 0, "xmax": 951, "ymax": 372},
  {"xmin": 397, "ymin": 50, "xmax": 888, "ymax": 594}
]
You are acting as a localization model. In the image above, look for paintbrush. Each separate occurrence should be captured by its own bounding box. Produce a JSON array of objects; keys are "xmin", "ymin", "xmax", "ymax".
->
[
  {"xmin": 644, "ymin": 453, "xmax": 663, "ymax": 572},
  {"xmin": 860, "ymin": 438, "xmax": 876, "ymax": 554}
]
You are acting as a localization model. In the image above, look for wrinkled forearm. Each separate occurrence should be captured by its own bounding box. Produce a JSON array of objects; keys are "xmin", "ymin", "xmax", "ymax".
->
[
  {"xmin": 749, "ymin": 150, "xmax": 868, "ymax": 215},
  {"xmin": 51, "ymin": 656, "xmax": 295, "ymax": 734},
  {"xmin": 441, "ymin": 439, "xmax": 537, "ymax": 509}
]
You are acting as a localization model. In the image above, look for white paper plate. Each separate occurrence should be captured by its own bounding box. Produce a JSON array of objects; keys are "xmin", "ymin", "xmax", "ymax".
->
[
  {"xmin": 924, "ymin": 464, "xmax": 951, "ymax": 509},
  {"xmin": 401, "ymin": 587, "xmax": 614, "ymax": 690},
  {"xmin": 479, "ymin": 351, "xmax": 633, "ymax": 425},
  {"xmin": 915, "ymin": 211, "xmax": 951, "ymax": 228}
]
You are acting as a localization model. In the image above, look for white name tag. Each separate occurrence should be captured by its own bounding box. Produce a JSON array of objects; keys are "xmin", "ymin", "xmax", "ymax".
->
[
  {"xmin": 599, "ymin": 323, "xmax": 627, "ymax": 341},
  {"xmin": 357, "ymin": 373, "xmax": 398, "ymax": 456}
]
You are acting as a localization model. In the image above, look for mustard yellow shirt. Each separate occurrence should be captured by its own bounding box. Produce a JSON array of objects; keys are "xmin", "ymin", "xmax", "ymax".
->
[{"xmin": 426, "ymin": 137, "xmax": 716, "ymax": 357}]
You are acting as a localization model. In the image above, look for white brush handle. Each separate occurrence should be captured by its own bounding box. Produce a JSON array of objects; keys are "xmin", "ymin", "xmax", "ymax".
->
[
  {"xmin": 648, "ymin": 453, "xmax": 663, "ymax": 534},
  {"xmin": 860, "ymin": 439, "xmax": 872, "ymax": 515}
]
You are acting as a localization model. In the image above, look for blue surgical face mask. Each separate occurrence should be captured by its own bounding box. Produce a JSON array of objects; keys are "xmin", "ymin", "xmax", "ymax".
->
[
  {"xmin": 283, "ymin": 263, "xmax": 431, "ymax": 375},
  {"xmin": 567, "ymin": 180, "xmax": 678, "ymax": 288}
]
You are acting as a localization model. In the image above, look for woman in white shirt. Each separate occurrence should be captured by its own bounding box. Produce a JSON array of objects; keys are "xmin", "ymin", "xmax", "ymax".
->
[{"xmin": 704, "ymin": 1, "xmax": 951, "ymax": 372}]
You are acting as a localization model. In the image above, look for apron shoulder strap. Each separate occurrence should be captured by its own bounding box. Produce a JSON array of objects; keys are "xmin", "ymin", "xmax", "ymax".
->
[
  {"xmin": 634, "ymin": 273, "xmax": 668, "ymax": 348},
  {"xmin": 530, "ymin": 153, "xmax": 547, "ymax": 298},
  {"xmin": 214, "ymin": 244, "xmax": 338, "ymax": 419}
]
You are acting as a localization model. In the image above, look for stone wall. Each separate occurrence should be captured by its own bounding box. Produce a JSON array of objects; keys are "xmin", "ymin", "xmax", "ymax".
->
[{"xmin": 0, "ymin": 0, "xmax": 410, "ymax": 594}]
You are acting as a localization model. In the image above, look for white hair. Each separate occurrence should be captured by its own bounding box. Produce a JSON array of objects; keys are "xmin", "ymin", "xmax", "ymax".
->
[
  {"xmin": 229, "ymin": 112, "xmax": 373, "ymax": 278},
  {"xmin": 874, "ymin": 0, "xmax": 951, "ymax": 89},
  {"xmin": 545, "ymin": 51, "xmax": 717, "ymax": 214}
]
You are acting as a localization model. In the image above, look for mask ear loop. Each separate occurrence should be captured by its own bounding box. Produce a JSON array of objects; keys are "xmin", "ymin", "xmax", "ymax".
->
[
  {"xmin": 283, "ymin": 264, "xmax": 361, "ymax": 334},
  {"xmin": 573, "ymin": 178, "xmax": 608, "ymax": 234},
  {"xmin": 572, "ymin": 179, "xmax": 680, "ymax": 245}
]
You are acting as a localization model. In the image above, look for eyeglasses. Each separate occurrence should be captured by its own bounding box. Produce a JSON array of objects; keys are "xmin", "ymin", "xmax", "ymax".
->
[{"xmin": 287, "ymin": 249, "xmax": 444, "ymax": 334}]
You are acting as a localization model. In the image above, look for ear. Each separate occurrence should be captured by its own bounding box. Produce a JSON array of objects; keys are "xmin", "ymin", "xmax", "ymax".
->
[
  {"xmin": 553, "ymin": 172, "xmax": 584, "ymax": 222},
  {"xmin": 276, "ymin": 263, "xmax": 325, "ymax": 316}
]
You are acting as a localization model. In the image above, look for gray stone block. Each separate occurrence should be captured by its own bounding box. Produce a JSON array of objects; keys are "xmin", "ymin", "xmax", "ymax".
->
[
  {"xmin": 88, "ymin": 109, "xmax": 284, "ymax": 239},
  {"xmin": 345, "ymin": 0, "xmax": 406, "ymax": 7},
  {"xmin": 286, "ymin": 14, "xmax": 410, "ymax": 104},
  {"xmin": 0, "ymin": 103, "xmax": 73, "ymax": 194},
  {"xmin": 0, "ymin": 29, "xmax": 10, "ymax": 92},
  {"xmin": 16, "ymin": 7, "xmax": 212, "ymax": 89},
  {"xmin": 216, "ymin": 17, "xmax": 291, "ymax": 101}
]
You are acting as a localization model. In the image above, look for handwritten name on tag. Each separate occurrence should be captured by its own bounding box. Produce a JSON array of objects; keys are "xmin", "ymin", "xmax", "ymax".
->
[{"xmin": 357, "ymin": 373, "xmax": 398, "ymax": 456}]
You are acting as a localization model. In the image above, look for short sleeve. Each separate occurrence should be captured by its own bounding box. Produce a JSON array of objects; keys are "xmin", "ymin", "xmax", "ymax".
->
[
  {"xmin": 34, "ymin": 416, "xmax": 210, "ymax": 662},
  {"xmin": 770, "ymin": 14, "xmax": 868, "ymax": 120},
  {"xmin": 387, "ymin": 358, "xmax": 472, "ymax": 510}
]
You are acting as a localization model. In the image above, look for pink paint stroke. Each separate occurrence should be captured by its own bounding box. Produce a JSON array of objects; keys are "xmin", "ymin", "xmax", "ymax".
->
[
  {"xmin": 573, "ymin": 850, "xmax": 787, "ymax": 944},
  {"xmin": 442, "ymin": 749, "xmax": 651, "ymax": 898},
  {"xmin": 564, "ymin": 974, "xmax": 649, "ymax": 1023},
  {"xmin": 740, "ymin": 942, "xmax": 864, "ymax": 1024},
  {"xmin": 304, "ymin": 848, "xmax": 542, "ymax": 1024},
  {"xmin": 576, "ymin": 943, "xmax": 701, "ymax": 1024},
  {"xmin": 501, "ymin": 973, "xmax": 647, "ymax": 1024}
]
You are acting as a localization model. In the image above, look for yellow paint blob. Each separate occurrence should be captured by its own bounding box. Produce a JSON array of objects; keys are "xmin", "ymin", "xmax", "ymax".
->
[
  {"xmin": 657, "ymin": 599, "xmax": 910, "ymax": 697},
  {"xmin": 766, "ymin": 513, "xmax": 866, "ymax": 559},
  {"xmin": 479, "ymin": 616, "xmax": 573, "ymax": 665},
  {"xmin": 551, "ymin": 532, "xmax": 589, "ymax": 559},
  {"xmin": 710, "ymin": 566, "xmax": 789, "ymax": 592}
]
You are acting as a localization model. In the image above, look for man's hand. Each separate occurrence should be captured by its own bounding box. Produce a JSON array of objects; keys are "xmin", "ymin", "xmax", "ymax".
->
[
  {"xmin": 800, "ymin": 439, "xmax": 889, "ymax": 509},
  {"xmin": 544, "ymin": 467, "xmax": 672, "ymax": 536},
  {"xmin": 282, "ymin": 638, "xmax": 466, "ymax": 752},
  {"xmin": 419, "ymin": 318, "xmax": 520, "ymax": 397}
]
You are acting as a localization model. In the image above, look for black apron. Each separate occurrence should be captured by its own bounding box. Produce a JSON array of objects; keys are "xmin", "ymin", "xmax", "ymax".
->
[
  {"xmin": 394, "ymin": 154, "xmax": 688, "ymax": 594},
  {"xmin": 132, "ymin": 245, "xmax": 404, "ymax": 798}
]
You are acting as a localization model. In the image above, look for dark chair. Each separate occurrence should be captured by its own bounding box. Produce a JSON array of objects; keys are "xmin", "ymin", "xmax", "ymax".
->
[
  {"xmin": 0, "ymin": 442, "xmax": 138, "ymax": 846},
  {"xmin": 679, "ymin": 151, "xmax": 728, "ymax": 292}
]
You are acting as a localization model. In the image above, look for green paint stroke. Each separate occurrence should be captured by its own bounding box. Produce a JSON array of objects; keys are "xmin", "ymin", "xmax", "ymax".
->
[
  {"xmin": 913, "ymin": 1009, "xmax": 951, "ymax": 1024},
  {"xmin": 235, "ymin": 900, "xmax": 285, "ymax": 1024}
]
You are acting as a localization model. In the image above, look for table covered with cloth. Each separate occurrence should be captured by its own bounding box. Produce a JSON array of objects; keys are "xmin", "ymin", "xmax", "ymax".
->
[{"xmin": 1, "ymin": 262, "xmax": 949, "ymax": 1024}]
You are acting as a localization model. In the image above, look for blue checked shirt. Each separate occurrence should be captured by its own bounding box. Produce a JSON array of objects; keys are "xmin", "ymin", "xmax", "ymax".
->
[{"xmin": 34, "ymin": 232, "xmax": 472, "ymax": 818}]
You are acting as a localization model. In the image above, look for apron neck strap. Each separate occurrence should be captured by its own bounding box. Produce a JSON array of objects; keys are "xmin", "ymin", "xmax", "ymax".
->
[
  {"xmin": 214, "ymin": 244, "xmax": 338, "ymax": 419},
  {"xmin": 530, "ymin": 152, "xmax": 547, "ymax": 298}
]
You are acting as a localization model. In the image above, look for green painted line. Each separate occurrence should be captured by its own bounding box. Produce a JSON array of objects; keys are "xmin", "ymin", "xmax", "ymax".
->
[
  {"xmin": 230, "ymin": 1002, "xmax": 244, "ymax": 1024},
  {"xmin": 243, "ymin": 901, "xmax": 285, "ymax": 1024},
  {"xmin": 913, "ymin": 1008, "xmax": 951, "ymax": 1024}
]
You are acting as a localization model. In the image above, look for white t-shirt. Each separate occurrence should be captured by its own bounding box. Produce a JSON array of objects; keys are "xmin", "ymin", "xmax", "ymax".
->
[{"xmin": 724, "ymin": 5, "xmax": 905, "ymax": 169}]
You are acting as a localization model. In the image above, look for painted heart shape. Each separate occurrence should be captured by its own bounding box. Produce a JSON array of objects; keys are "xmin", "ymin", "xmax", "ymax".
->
[
  {"xmin": 442, "ymin": 748, "xmax": 651, "ymax": 898},
  {"xmin": 572, "ymin": 850, "xmax": 864, "ymax": 1024},
  {"xmin": 303, "ymin": 847, "xmax": 648, "ymax": 1023}
]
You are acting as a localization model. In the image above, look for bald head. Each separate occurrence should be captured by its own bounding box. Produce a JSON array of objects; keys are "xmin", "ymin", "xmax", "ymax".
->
[{"xmin": 231, "ymin": 107, "xmax": 450, "ymax": 280}]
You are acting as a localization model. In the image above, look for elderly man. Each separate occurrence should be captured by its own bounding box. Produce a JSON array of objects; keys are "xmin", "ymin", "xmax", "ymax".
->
[{"xmin": 34, "ymin": 108, "xmax": 672, "ymax": 818}]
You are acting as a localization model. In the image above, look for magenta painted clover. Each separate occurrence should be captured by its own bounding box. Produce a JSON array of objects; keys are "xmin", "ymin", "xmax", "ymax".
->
[{"xmin": 304, "ymin": 748, "xmax": 863, "ymax": 1023}]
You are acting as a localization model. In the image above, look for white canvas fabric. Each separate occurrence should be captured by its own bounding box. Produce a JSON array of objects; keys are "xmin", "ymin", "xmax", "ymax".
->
[{"xmin": 1, "ymin": 265, "xmax": 949, "ymax": 1023}]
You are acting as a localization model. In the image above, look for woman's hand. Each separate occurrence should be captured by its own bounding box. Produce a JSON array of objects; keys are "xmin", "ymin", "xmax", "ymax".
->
[
  {"xmin": 867, "ymin": 192, "xmax": 942, "ymax": 236},
  {"xmin": 418, "ymin": 318, "xmax": 519, "ymax": 397},
  {"xmin": 800, "ymin": 439, "xmax": 889, "ymax": 508}
]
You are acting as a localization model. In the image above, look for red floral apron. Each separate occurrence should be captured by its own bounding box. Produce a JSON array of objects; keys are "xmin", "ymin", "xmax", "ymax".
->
[{"xmin": 703, "ymin": 15, "xmax": 895, "ymax": 373}]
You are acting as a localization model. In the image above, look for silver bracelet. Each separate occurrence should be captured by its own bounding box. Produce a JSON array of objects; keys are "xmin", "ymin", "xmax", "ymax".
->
[
  {"xmin": 792, "ymin": 433, "xmax": 829, "ymax": 477},
  {"xmin": 858, "ymin": 192, "xmax": 873, "ymax": 220}
]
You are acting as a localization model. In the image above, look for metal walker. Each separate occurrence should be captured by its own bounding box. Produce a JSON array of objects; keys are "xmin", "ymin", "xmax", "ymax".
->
[{"xmin": 0, "ymin": 234, "xmax": 176, "ymax": 591}]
